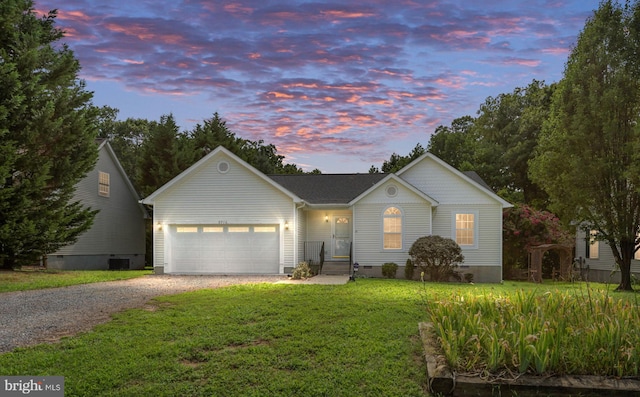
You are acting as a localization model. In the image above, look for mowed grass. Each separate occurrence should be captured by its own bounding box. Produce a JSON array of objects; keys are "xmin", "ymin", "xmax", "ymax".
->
[
  {"xmin": 0, "ymin": 279, "xmax": 430, "ymax": 397},
  {"xmin": 0, "ymin": 279, "xmax": 638, "ymax": 396},
  {"xmin": 0, "ymin": 268, "xmax": 152, "ymax": 293}
]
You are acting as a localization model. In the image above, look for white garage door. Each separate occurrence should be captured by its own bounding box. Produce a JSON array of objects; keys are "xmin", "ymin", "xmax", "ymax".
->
[{"xmin": 170, "ymin": 224, "xmax": 279, "ymax": 273}]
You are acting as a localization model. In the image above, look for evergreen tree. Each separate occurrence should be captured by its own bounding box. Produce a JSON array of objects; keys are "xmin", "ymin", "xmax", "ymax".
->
[
  {"xmin": 95, "ymin": 106, "xmax": 150, "ymax": 192},
  {"xmin": 380, "ymin": 143, "xmax": 425, "ymax": 173},
  {"xmin": 0, "ymin": 1, "xmax": 98, "ymax": 268},
  {"xmin": 188, "ymin": 112, "xmax": 242, "ymax": 160},
  {"xmin": 137, "ymin": 114, "xmax": 189, "ymax": 198}
]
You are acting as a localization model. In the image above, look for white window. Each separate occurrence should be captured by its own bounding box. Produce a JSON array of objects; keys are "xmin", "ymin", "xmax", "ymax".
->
[
  {"xmin": 177, "ymin": 226, "xmax": 198, "ymax": 233},
  {"xmin": 98, "ymin": 171, "xmax": 110, "ymax": 197},
  {"xmin": 203, "ymin": 227, "xmax": 223, "ymax": 233},
  {"xmin": 454, "ymin": 213, "xmax": 476, "ymax": 247},
  {"xmin": 383, "ymin": 206, "xmax": 402, "ymax": 250},
  {"xmin": 587, "ymin": 230, "xmax": 599, "ymax": 259},
  {"xmin": 254, "ymin": 226, "xmax": 276, "ymax": 233},
  {"xmin": 229, "ymin": 226, "xmax": 249, "ymax": 233}
]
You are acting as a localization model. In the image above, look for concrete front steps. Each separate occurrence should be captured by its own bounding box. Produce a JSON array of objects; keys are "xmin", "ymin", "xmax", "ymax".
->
[{"xmin": 321, "ymin": 261, "xmax": 351, "ymax": 275}]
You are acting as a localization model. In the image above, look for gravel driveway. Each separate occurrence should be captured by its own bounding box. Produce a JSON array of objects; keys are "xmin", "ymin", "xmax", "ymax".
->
[{"xmin": 0, "ymin": 275, "xmax": 286, "ymax": 353}]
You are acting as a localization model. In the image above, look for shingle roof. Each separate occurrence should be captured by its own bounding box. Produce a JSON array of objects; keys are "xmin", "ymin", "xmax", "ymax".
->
[
  {"xmin": 268, "ymin": 173, "xmax": 387, "ymax": 204},
  {"xmin": 269, "ymin": 171, "xmax": 495, "ymax": 205},
  {"xmin": 462, "ymin": 171, "xmax": 493, "ymax": 191}
]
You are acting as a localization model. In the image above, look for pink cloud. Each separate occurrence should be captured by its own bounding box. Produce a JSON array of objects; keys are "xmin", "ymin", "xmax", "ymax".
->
[{"xmin": 31, "ymin": 0, "xmax": 597, "ymax": 172}]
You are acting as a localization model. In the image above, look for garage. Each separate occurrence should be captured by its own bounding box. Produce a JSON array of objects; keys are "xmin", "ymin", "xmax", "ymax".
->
[{"xmin": 170, "ymin": 224, "xmax": 280, "ymax": 274}]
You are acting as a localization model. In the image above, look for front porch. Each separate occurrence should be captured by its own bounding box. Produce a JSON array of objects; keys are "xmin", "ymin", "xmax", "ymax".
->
[
  {"xmin": 295, "ymin": 209, "xmax": 354, "ymax": 275},
  {"xmin": 302, "ymin": 240, "xmax": 351, "ymax": 275}
]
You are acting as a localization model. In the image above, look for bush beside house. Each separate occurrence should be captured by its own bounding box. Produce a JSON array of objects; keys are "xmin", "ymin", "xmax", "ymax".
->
[
  {"xmin": 409, "ymin": 236, "xmax": 464, "ymax": 282},
  {"xmin": 381, "ymin": 262, "xmax": 398, "ymax": 278}
]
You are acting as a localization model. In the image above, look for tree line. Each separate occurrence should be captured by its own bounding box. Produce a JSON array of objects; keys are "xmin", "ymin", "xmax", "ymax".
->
[{"xmin": 95, "ymin": 109, "xmax": 315, "ymax": 199}]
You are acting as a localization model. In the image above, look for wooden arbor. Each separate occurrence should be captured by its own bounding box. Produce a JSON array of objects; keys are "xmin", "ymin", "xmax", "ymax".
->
[{"xmin": 527, "ymin": 243, "xmax": 574, "ymax": 283}]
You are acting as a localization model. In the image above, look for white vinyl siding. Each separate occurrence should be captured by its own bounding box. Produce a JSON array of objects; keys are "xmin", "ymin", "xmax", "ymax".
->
[
  {"xmin": 398, "ymin": 157, "xmax": 504, "ymax": 273},
  {"xmin": 432, "ymin": 205, "xmax": 502, "ymax": 267},
  {"xmin": 353, "ymin": 202, "xmax": 431, "ymax": 267},
  {"xmin": 400, "ymin": 157, "xmax": 496, "ymax": 205},
  {"xmin": 351, "ymin": 180, "xmax": 432, "ymax": 266},
  {"xmin": 152, "ymin": 152, "xmax": 296, "ymax": 273}
]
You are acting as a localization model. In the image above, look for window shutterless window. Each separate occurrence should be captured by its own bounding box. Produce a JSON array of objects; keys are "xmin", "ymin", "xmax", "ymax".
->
[
  {"xmin": 383, "ymin": 206, "xmax": 402, "ymax": 249},
  {"xmin": 454, "ymin": 213, "xmax": 476, "ymax": 247}
]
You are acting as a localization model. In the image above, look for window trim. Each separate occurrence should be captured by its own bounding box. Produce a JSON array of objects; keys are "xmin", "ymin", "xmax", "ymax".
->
[
  {"xmin": 382, "ymin": 206, "xmax": 403, "ymax": 250},
  {"xmin": 98, "ymin": 171, "xmax": 110, "ymax": 197},
  {"xmin": 452, "ymin": 211, "xmax": 478, "ymax": 249}
]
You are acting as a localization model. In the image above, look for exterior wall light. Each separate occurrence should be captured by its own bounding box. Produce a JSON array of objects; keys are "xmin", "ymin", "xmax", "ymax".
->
[
  {"xmin": 325, "ymin": 215, "xmax": 329, "ymax": 222},
  {"xmin": 284, "ymin": 221, "xmax": 289, "ymax": 230}
]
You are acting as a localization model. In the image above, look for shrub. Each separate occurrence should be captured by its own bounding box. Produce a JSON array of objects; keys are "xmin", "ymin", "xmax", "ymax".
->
[
  {"xmin": 291, "ymin": 261, "xmax": 312, "ymax": 279},
  {"xmin": 502, "ymin": 204, "xmax": 573, "ymax": 277},
  {"xmin": 409, "ymin": 236, "xmax": 464, "ymax": 282},
  {"xmin": 381, "ymin": 262, "xmax": 398, "ymax": 279},
  {"xmin": 404, "ymin": 258, "xmax": 415, "ymax": 280}
]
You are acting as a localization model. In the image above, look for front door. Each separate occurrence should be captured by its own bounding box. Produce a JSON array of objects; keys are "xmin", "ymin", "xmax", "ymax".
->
[{"xmin": 333, "ymin": 216, "xmax": 352, "ymax": 258}]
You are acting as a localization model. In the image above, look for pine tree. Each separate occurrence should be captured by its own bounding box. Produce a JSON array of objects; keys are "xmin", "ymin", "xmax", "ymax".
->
[
  {"xmin": 0, "ymin": 1, "xmax": 98, "ymax": 268},
  {"xmin": 137, "ymin": 114, "xmax": 189, "ymax": 197}
]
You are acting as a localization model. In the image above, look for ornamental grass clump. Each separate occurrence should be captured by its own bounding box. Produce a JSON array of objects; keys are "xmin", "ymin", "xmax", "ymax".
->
[{"xmin": 425, "ymin": 287, "xmax": 640, "ymax": 378}]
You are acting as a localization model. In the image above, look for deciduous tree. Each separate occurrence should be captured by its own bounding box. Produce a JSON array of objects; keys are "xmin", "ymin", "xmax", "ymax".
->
[{"xmin": 529, "ymin": 0, "xmax": 640, "ymax": 291}]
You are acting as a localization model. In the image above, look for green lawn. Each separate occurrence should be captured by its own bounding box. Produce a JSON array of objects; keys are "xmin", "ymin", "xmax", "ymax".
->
[
  {"xmin": 0, "ymin": 269, "xmax": 152, "ymax": 293},
  {"xmin": 0, "ymin": 279, "xmax": 637, "ymax": 396}
]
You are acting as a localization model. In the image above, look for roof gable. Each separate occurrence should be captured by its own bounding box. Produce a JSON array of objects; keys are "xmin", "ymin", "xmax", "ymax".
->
[
  {"xmin": 141, "ymin": 146, "xmax": 301, "ymax": 204},
  {"xmin": 97, "ymin": 140, "xmax": 148, "ymax": 218},
  {"xmin": 397, "ymin": 152, "xmax": 512, "ymax": 208},
  {"xmin": 348, "ymin": 174, "xmax": 439, "ymax": 206}
]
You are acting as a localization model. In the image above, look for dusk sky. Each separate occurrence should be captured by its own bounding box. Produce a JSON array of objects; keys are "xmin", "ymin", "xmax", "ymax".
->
[{"xmin": 35, "ymin": 0, "xmax": 600, "ymax": 173}]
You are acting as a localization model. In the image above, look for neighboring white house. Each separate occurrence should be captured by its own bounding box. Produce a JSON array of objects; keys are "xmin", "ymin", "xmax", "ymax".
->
[
  {"xmin": 575, "ymin": 229, "xmax": 640, "ymax": 283},
  {"xmin": 47, "ymin": 140, "xmax": 147, "ymax": 270},
  {"xmin": 141, "ymin": 146, "xmax": 512, "ymax": 282}
]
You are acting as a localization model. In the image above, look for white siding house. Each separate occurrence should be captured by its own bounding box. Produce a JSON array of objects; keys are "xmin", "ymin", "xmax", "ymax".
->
[
  {"xmin": 48, "ymin": 140, "xmax": 147, "ymax": 270},
  {"xmin": 143, "ymin": 147, "xmax": 300, "ymax": 274},
  {"xmin": 142, "ymin": 147, "xmax": 512, "ymax": 282}
]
